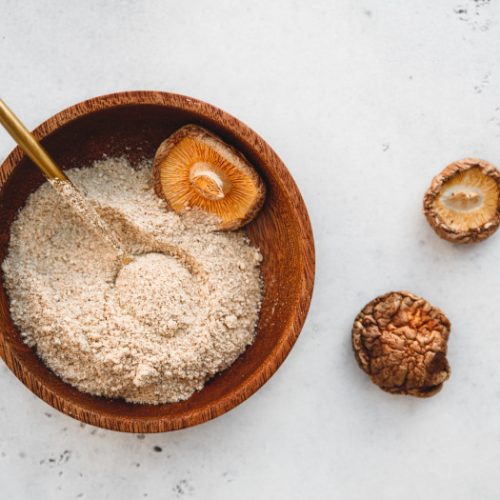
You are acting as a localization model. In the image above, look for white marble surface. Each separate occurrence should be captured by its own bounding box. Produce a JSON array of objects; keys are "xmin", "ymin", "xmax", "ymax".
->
[{"xmin": 1, "ymin": 0, "xmax": 500, "ymax": 498}]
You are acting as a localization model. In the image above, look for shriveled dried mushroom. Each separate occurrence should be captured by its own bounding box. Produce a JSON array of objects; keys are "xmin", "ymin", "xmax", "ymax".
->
[
  {"xmin": 423, "ymin": 158, "xmax": 500, "ymax": 243},
  {"xmin": 352, "ymin": 291, "xmax": 451, "ymax": 397},
  {"xmin": 153, "ymin": 124, "xmax": 265, "ymax": 230}
]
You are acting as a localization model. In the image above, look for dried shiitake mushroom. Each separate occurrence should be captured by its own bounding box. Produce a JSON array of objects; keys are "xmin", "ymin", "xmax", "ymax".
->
[
  {"xmin": 352, "ymin": 291, "xmax": 451, "ymax": 397},
  {"xmin": 153, "ymin": 124, "xmax": 265, "ymax": 230},
  {"xmin": 423, "ymin": 158, "xmax": 500, "ymax": 243}
]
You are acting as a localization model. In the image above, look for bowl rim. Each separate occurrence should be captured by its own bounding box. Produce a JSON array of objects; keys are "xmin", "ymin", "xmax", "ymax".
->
[{"xmin": 0, "ymin": 91, "xmax": 315, "ymax": 432}]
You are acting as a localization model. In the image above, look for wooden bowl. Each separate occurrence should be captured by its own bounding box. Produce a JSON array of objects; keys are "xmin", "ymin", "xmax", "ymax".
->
[{"xmin": 0, "ymin": 91, "xmax": 315, "ymax": 432}]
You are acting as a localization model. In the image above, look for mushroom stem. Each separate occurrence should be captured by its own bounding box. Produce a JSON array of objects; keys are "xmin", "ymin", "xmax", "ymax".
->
[
  {"xmin": 444, "ymin": 190, "xmax": 482, "ymax": 211},
  {"xmin": 190, "ymin": 162, "xmax": 230, "ymax": 201}
]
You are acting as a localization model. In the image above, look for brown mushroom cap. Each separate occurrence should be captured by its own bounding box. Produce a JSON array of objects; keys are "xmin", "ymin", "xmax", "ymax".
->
[
  {"xmin": 153, "ymin": 124, "xmax": 266, "ymax": 230},
  {"xmin": 352, "ymin": 291, "xmax": 451, "ymax": 397},
  {"xmin": 423, "ymin": 158, "xmax": 500, "ymax": 244}
]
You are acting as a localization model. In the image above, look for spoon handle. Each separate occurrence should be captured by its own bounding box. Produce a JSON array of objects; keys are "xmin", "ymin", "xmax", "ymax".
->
[{"xmin": 0, "ymin": 99, "xmax": 69, "ymax": 181}]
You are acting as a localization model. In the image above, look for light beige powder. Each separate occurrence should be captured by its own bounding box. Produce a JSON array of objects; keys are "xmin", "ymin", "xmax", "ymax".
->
[{"xmin": 2, "ymin": 158, "xmax": 263, "ymax": 404}]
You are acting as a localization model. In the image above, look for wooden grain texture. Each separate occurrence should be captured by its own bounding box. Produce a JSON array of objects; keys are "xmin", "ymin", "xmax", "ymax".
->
[{"xmin": 0, "ymin": 91, "xmax": 315, "ymax": 432}]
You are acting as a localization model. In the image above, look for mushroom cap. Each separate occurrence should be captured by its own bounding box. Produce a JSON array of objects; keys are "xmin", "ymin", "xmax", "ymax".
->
[
  {"xmin": 352, "ymin": 291, "xmax": 451, "ymax": 397},
  {"xmin": 153, "ymin": 124, "xmax": 266, "ymax": 230},
  {"xmin": 423, "ymin": 158, "xmax": 500, "ymax": 244}
]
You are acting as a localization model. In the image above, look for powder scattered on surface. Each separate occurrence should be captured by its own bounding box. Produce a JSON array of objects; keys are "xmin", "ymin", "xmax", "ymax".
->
[{"xmin": 2, "ymin": 158, "xmax": 263, "ymax": 404}]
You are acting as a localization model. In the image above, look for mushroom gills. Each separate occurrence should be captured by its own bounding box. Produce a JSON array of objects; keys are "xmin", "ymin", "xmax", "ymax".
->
[
  {"xmin": 153, "ymin": 126, "xmax": 265, "ymax": 230},
  {"xmin": 435, "ymin": 167, "xmax": 498, "ymax": 231}
]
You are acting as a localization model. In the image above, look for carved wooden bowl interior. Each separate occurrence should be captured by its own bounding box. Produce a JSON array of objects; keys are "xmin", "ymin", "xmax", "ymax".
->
[{"xmin": 0, "ymin": 91, "xmax": 315, "ymax": 432}]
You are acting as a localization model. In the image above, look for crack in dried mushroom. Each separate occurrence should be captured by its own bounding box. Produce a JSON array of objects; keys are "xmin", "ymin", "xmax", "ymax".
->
[{"xmin": 352, "ymin": 291, "xmax": 451, "ymax": 397}]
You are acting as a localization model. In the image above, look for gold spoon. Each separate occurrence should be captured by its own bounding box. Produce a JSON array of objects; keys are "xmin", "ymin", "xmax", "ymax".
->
[
  {"xmin": 0, "ymin": 99, "xmax": 203, "ymax": 278},
  {"xmin": 0, "ymin": 98, "xmax": 133, "ymax": 263},
  {"xmin": 0, "ymin": 99, "xmax": 69, "ymax": 182}
]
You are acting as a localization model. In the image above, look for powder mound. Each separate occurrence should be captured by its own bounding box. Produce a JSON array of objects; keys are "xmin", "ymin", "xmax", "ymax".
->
[
  {"xmin": 115, "ymin": 253, "xmax": 202, "ymax": 336},
  {"xmin": 2, "ymin": 157, "xmax": 263, "ymax": 404}
]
